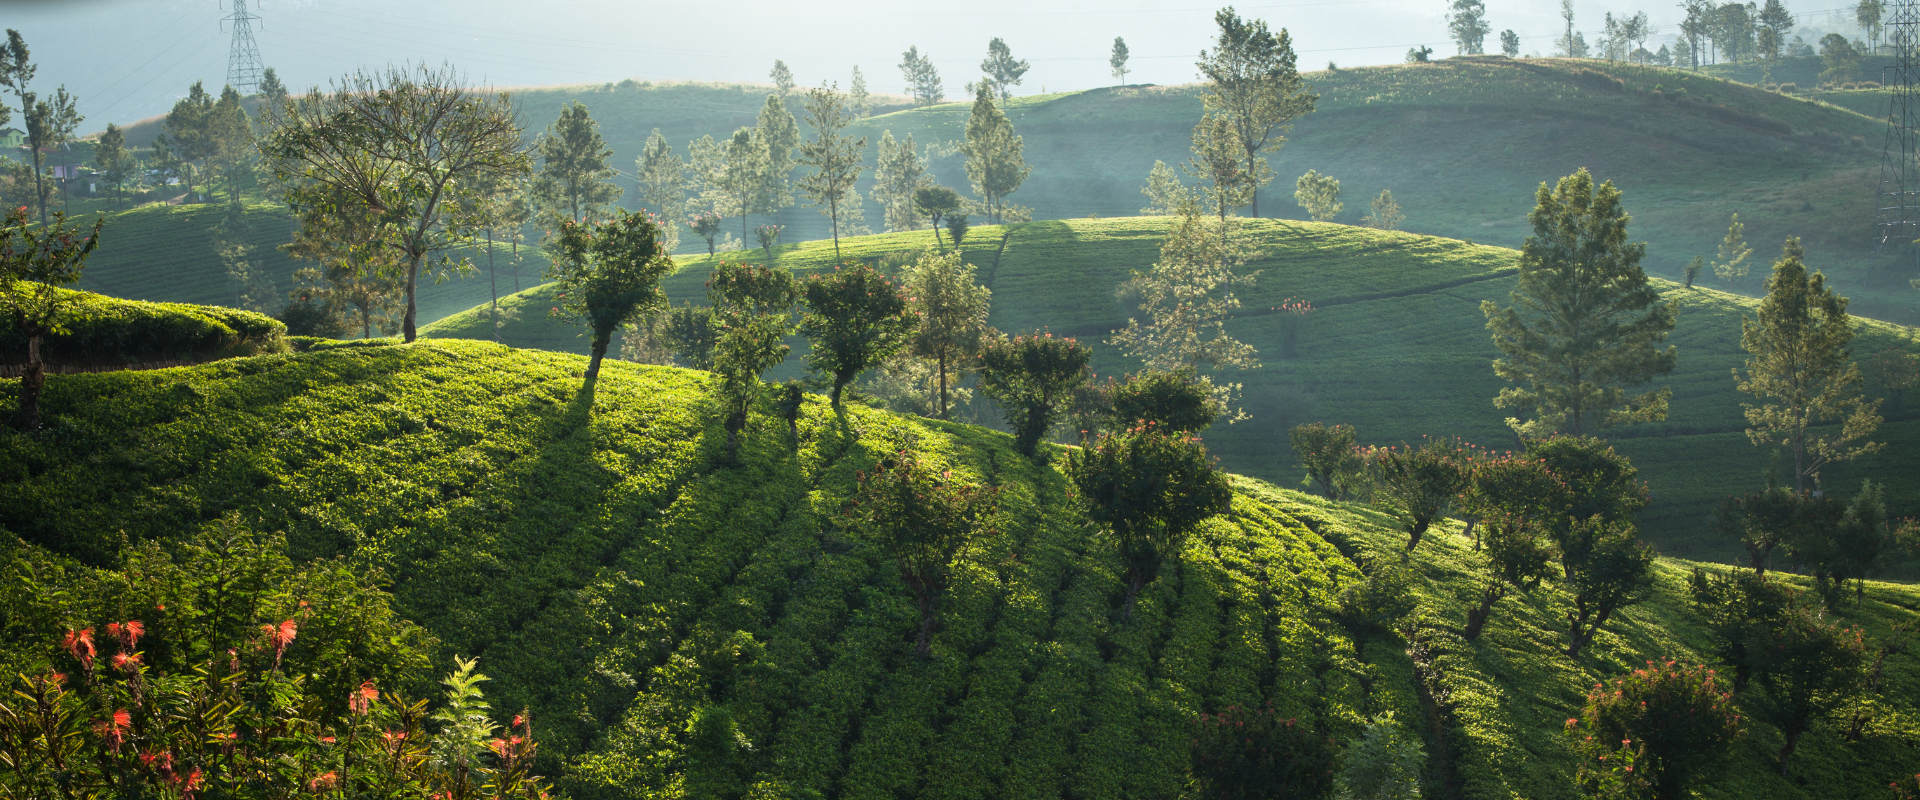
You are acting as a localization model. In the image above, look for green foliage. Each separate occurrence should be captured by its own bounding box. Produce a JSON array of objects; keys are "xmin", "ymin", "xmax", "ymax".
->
[
  {"xmin": 0, "ymin": 206, "xmax": 104, "ymax": 429},
  {"xmin": 2, "ymin": 285, "xmax": 286, "ymax": 364},
  {"xmin": 1463, "ymin": 455, "xmax": 1564, "ymax": 640},
  {"xmin": 902, "ymin": 248, "xmax": 990, "ymax": 419},
  {"xmin": 1360, "ymin": 189, "xmax": 1403, "ymax": 231},
  {"xmin": 845, "ymin": 450, "xmax": 999, "ymax": 656},
  {"xmin": 1335, "ymin": 711, "xmax": 1424, "ymax": 800},
  {"xmin": 1067, "ymin": 425, "xmax": 1233, "ymax": 616},
  {"xmin": 1294, "ymin": 170, "xmax": 1342, "ymax": 222},
  {"xmin": 1195, "ymin": 7, "xmax": 1318, "ymax": 217},
  {"xmin": 1561, "ymin": 517, "xmax": 1657, "ymax": 659},
  {"xmin": 1735, "ymin": 237, "xmax": 1882, "ymax": 492},
  {"xmin": 662, "ymin": 302, "xmax": 719, "ymax": 370},
  {"xmin": 546, "ymin": 211, "xmax": 676, "ymax": 382},
  {"xmin": 1567, "ymin": 660, "xmax": 1740, "ymax": 800},
  {"xmin": 1188, "ymin": 704, "xmax": 1336, "ymax": 800},
  {"xmin": 1364, "ymin": 437, "xmax": 1470, "ymax": 552},
  {"xmin": 962, "ymin": 83, "xmax": 1031, "ymax": 225},
  {"xmin": 1289, "ymin": 422, "xmax": 1362, "ymax": 499},
  {"xmin": 1746, "ymin": 605, "xmax": 1871, "ymax": 768},
  {"xmin": 531, "ymin": 101, "xmax": 623, "ymax": 227},
  {"xmin": 1107, "ymin": 369, "xmax": 1224, "ymax": 433},
  {"xmin": 945, "ymin": 213, "xmax": 971, "ymax": 249},
  {"xmin": 1336, "ymin": 558, "xmax": 1419, "ymax": 635},
  {"xmin": 910, "ymin": 186, "xmax": 961, "ymax": 250},
  {"xmin": 978, "ymin": 332, "xmax": 1093, "ymax": 456},
  {"xmin": 795, "ymin": 84, "xmax": 868, "ymax": 256},
  {"xmin": 708, "ymin": 262, "xmax": 800, "ymax": 461},
  {"xmin": 800, "ymin": 263, "xmax": 914, "ymax": 405},
  {"xmin": 1483, "ymin": 169, "xmax": 1677, "ymax": 438},
  {"xmin": 1688, "ymin": 568, "xmax": 1796, "ymax": 691}
]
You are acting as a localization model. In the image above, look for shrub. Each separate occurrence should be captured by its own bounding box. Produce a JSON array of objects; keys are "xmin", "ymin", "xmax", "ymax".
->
[
  {"xmin": 1188, "ymin": 704, "xmax": 1336, "ymax": 800},
  {"xmin": 546, "ymin": 212, "xmax": 675, "ymax": 383},
  {"xmin": 1067, "ymin": 425, "xmax": 1232, "ymax": 618},
  {"xmin": 1335, "ymin": 711, "xmax": 1424, "ymax": 800},
  {"xmin": 1364, "ymin": 437, "xmax": 1470, "ymax": 552},
  {"xmin": 1561, "ymin": 517, "xmax": 1655, "ymax": 659},
  {"xmin": 1337, "ymin": 557, "xmax": 1418, "ymax": 635},
  {"xmin": 1567, "ymin": 660, "xmax": 1741, "ymax": 800},
  {"xmin": 1289, "ymin": 422, "xmax": 1361, "ymax": 499},
  {"xmin": 1687, "ymin": 569, "xmax": 1795, "ymax": 692},
  {"xmin": 977, "ymin": 332, "xmax": 1093, "ymax": 457},
  {"xmin": 1107, "ymin": 369, "xmax": 1224, "ymax": 433},
  {"xmin": 1747, "ymin": 606, "xmax": 1869, "ymax": 770},
  {"xmin": 845, "ymin": 450, "xmax": 1000, "ymax": 657}
]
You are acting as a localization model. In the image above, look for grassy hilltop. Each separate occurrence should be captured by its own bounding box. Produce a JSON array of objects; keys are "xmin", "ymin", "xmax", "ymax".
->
[
  {"xmin": 74, "ymin": 56, "xmax": 1920, "ymax": 325},
  {"xmin": 2, "ymin": 340, "xmax": 1917, "ymax": 799},
  {"xmin": 424, "ymin": 217, "xmax": 1920, "ymax": 562}
]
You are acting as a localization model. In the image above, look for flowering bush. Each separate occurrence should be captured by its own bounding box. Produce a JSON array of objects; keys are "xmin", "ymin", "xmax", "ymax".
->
[
  {"xmin": 1566, "ymin": 660, "xmax": 1740, "ymax": 800},
  {"xmin": 845, "ymin": 450, "xmax": 999, "ymax": 657}
]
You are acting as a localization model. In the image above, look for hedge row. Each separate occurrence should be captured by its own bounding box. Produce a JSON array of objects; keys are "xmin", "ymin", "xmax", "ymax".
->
[{"xmin": 2, "ymin": 285, "xmax": 286, "ymax": 365}]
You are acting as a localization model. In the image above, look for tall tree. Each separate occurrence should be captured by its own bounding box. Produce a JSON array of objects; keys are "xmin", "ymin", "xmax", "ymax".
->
[
  {"xmin": 258, "ymin": 67, "xmax": 289, "ymax": 110},
  {"xmin": 796, "ymin": 83, "xmax": 867, "ymax": 258},
  {"xmin": 1111, "ymin": 37, "xmax": 1131, "ymax": 84},
  {"xmin": 207, "ymin": 86, "xmax": 253, "ymax": 204},
  {"xmin": 1195, "ymin": 8, "xmax": 1317, "ymax": 218},
  {"xmin": 980, "ymin": 37, "xmax": 1030, "ymax": 101},
  {"xmin": 724, "ymin": 127, "xmax": 769, "ymax": 242},
  {"xmin": 707, "ymin": 262, "xmax": 800, "ymax": 462},
  {"xmin": 1734, "ymin": 238, "xmax": 1883, "ymax": 492},
  {"xmin": 769, "ymin": 59, "xmax": 795, "ymax": 96},
  {"xmin": 1859, "ymin": 0, "xmax": 1886, "ymax": 54},
  {"xmin": 155, "ymin": 82, "xmax": 215, "ymax": 198},
  {"xmin": 962, "ymin": 84, "xmax": 1032, "ymax": 224},
  {"xmin": 283, "ymin": 189, "xmax": 407, "ymax": 340},
  {"xmin": 755, "ymin": 93, "xmax": 801, "ymax": 225},
  {"xmin": 93, "ymin": 123, "xmax": 129, "ymax": 209},
  {"xmin": 635, "ymin": 128, "xmax": 686, "ymax": 252},
  {"xmin": 850, "ymin": 66, "xmax": 872, "ymax": 117},
  {"xmin": 1186, "ymin": 112, "xmax": 1255, "ymax": 224},
  {"xmin": 1757, "ymin": 0, "xmax": 1795, "ymax": 65},
  {"xmin": 1111, "ymin": 207, "xmax": 1260, "ymax": 389},
  {"xmin": 1, "ymin": 30, "xmax": 81, "ymax": 225},
  {"xmin": 904, "ymin": 249, "xmax": 992, "ymax": 419},
  {"xmin": 531, "ymin": 101, "xmax": 622, "ymax": 229},
  {"xmin": 1448, "ymin": 0, "xmax": 1491, "ymax": 55},
  {"xmin": 1559, "ymin": 0, "xmax": 1577, "ymax": 57},
  {"xmin": 913, "ymin": 186, "xmax": 962, "ymax": 250},
  {"xmin": 1681, "ymin": 0, "xmax": 1715, "ymax": 68},
  {"xmin": 547, "ymin": 211, "xmax": 675, "ymax": 385},
  {"xmin": 1501, "ymin": 29, "xmax": 1521, "ymax": 57},
  {"xmin": 0, "ymin": 206, "xmax": 102, "ymax": 430},
  {"xmin": 1141, "ymin": 161, "xmax": 1195, "ymax": 216},
  {"xmin": 900, "ymin": 46, "xmax": 944, "ymax": 107},
  {"xmin": 1482, "ymin": 169, "xmax": 1677, "ymax": 438},
  {"xmin": 874, "ymin": 130, "xmax": 932, "ymax": 232},
  {"xmin": 262, "ymin": 64, "xmax": 531, "ymax": 342}
]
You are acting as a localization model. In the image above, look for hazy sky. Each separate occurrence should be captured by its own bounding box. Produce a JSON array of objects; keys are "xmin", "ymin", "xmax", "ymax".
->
[{"xmin": 0, "ymin": 0, "xmax": 1871, "ymax": 133}]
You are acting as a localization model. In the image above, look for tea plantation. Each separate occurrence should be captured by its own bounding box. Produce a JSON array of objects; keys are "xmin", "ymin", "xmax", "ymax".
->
[
  {"xmin": 425, "ymin": 217, "xmax": 1920, "ymax": 562},
  {"xmin": 1, "ymin": 339, "xmax": 1916, "ymax": 799}
]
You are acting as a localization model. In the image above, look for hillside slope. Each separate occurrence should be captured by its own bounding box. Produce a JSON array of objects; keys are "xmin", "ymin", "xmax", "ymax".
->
[
  {"xmin": 80, "ymin": 57, "xmax": 1920, "ymax": 327},
  {"xmin": 0, "ymin": 340, "xmax": 1915, "ymax": 799},
  {"xmin": 426, "ymin": 217, "xmax": 1920, "ymax": 561}
]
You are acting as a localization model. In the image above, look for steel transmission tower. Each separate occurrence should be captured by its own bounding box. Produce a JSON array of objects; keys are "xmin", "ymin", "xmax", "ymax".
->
[
  {"xmin": 1879, "ymin": 0, "xmax": 1920, "ymax": 268},
  {"xmin": 222, "ymin": 0, "xmax": 265, "ymax": 94}
]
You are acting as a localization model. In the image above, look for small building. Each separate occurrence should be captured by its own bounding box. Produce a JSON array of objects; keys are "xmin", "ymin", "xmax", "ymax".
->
[{"xmin": 0, "ymin": 127, "xmax": 22, "ymax": 149}]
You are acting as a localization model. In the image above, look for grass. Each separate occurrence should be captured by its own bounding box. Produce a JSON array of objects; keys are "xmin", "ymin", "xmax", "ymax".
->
[
  {"xmin": 0, "ymin": 339, "xmax": 1915, "ymax": 799},
  {"xmin": 429, "ymin": 217, "xmax": 1920, "ymax": 562}
]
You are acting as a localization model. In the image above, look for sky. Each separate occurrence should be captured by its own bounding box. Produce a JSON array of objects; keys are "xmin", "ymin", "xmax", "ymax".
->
[{"xmin": 0, "ymin": 0, "xmax": 1875, "ymax": 134}]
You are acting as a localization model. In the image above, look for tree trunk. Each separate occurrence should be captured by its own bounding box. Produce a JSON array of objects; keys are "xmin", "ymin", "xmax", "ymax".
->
[
  {"xmin": 487, "ymin": 229, "xmax": 500, "ymax": 342},
  {"xmin": 17, "ymin": 334, "xmax": 45, "ymax": 431},
  {"xmin": 1406, "ymin": 519, "xmax": 1431, "ymax": 552},
  {"xmin": 914, "ymin": 587, "xmax": 937, "ymax": 658},
  {"xmin": 584, "ymin": 330, "xmax": 610, "ymax": 383},
  {"xmin": 1122, "ymin": 569, "xmax": 1147, "ymax": 621},
  {"xmin": 724, "ymin": 410, "xmax": 747, "ymax": 464},
  {"xmin": 402, "ymin": 256, "xmax": 421, "ymax": 343},
  {"xmin": 937, "ymin": 351, "xmax": 950, "ymax": 420},
  {"xmin": 829, "ymin": 198, "xmax": 842, "ymax": 258},
  {"xmin": 1776, "ymin": 728, "xmax": 1805, "ymax": 773},
  {"xmin": 830, "ymin": 377, "xmax": 845, "ymax": 409},
  {"xmin": 1464, "ymin": 586, "xmax": 1502, "ymax": 641}
]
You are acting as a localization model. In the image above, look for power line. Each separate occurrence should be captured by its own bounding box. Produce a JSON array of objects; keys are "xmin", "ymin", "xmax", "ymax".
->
[{"xmin": 223, "ymin": 0, "xmax": 266, "ymax": 94}]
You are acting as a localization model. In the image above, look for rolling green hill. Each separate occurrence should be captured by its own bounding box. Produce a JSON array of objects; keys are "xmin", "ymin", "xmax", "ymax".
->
[
  {"xmin": 424, "ymin": 217, "xmax": 1920, "ymax": 563},
  {"xmin": 1, "ymin": 340, "xmax": 1915, "ymax": 799},
  {"xmin": 77, "ymin": 56, "xmax": 1920, "ymax": 328}
]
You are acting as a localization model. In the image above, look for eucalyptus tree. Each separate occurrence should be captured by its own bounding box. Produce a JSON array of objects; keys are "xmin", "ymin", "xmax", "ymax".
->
[
  {"xmin": 962, "ymin": 84, "xmax": 1031, "ymax": 224},
  {"xmin": 850, "ymin": 66, "xmax": 872, "ymax": 117},
  {"xmin": 635, "ymin": 128, "xmax": 686, "ymax": 251},
  {"xmin": 262, "ymin": 63, "xmax": 532, "ymax": 342},
  {"xmin": 875, "ymin": 130, "xmax": 931, "ymax": 232},
  {"xmin": 981, "ymin": 38, "xmax": 1030, "ymax": 100},
  {"xmin": 1447, "ymin": 0, "xmax": 1490, "ymax": 55},
  {"xmin": 900, "ymin": 46, "xmax": 944, "ymax": 106},
  {"xmin": 532, "ymin": 101, "xmax": 622, "ymax": 230},
  {"xmin": 1, "ymin": 30, "xmax": 81, "ymax": 225},
  {"xmin": 1111, "ymin": 37, "xmax": 1131, "ymax": 84},
  {"xmin": 796, "ymin": 83, "xmax": 867, "ymax": 257},
  {"xmin": 1195, "ymin": 9, "xmax": 1317, "ymax": 218}
]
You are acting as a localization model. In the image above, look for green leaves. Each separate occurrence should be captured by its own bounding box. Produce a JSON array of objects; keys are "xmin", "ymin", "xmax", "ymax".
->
[
  {"xmin": 800, "ymin": 263, "xmax": 914, "ymax": 406},
  {"xmin": 1484, "ymin": 168, "xmax": 1676, "ymax": 438},
  {"xmin": 978, "ymin": 333, "xmax": 1093, "ymax": 457}
]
